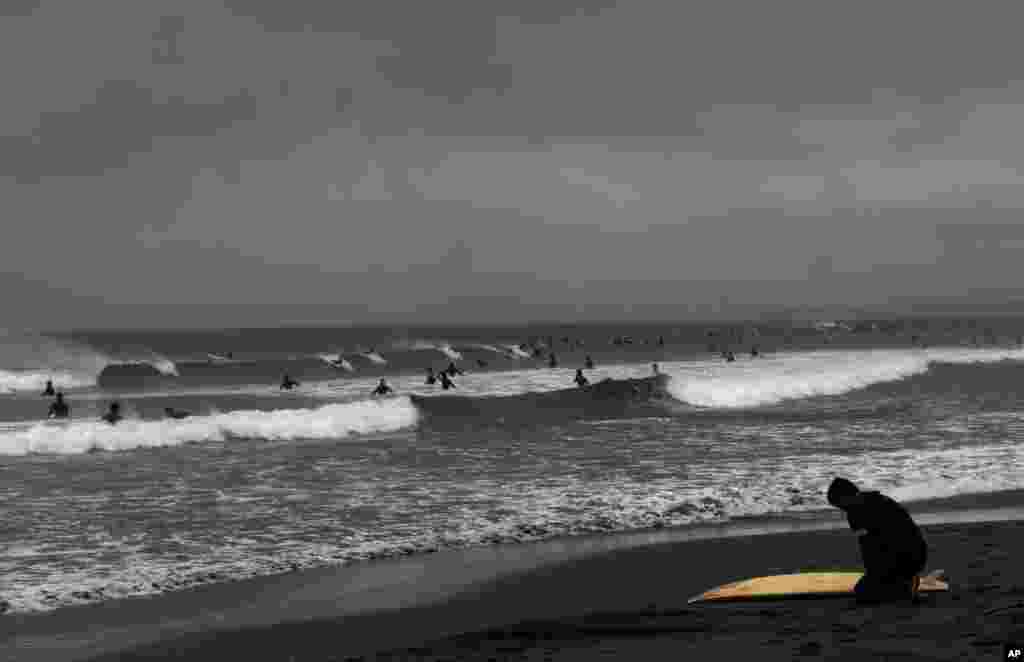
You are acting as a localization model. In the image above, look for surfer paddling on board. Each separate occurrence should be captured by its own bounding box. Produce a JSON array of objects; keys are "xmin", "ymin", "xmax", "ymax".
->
[
  {"xmin": 279, "ymin": 374, "xmax": 300, "ymax": 390},
  {"xmin": 827, "ymin": 477, "xmax": 928, "ymax": 604},
  {"xmin": 101, "ymin": 402, "xmax": 123, "ymax": 425},
  {"xmin": 372, "ymin": 378, "xmax": 392, "ymax": 397},
  {"xmin": 48, "ymin": 392, "xmax": 69, "ymax": 419},
  {"xmin": 574, "ymin": 369, "xmax": 589, "ymax": 387}
]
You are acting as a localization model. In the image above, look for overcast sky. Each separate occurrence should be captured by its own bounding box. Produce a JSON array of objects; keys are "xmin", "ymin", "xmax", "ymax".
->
[{"xmin": 4, "ymin": 1, "xmax": 1024, "ymax": 329}]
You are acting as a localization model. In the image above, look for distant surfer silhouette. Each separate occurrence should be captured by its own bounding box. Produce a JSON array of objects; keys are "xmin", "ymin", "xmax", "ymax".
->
[
  {"xmin": 476, "ymin": 359, "xmax": 488, "ymax": 368},
  {"xmin": 827, "ymin": 477, "xmax": 927, "ymax": 604},
  {"xmin": 425, "ymin": 368, "xmax": 437, "ymax": 385},
  {"xmin": 751, "ymin": 345, "xmax": 760, "ymax": 357},
  {"xmin": 372, "ymin": 378, "xmax": 392, "ymax": 397},
  {"xmin": 726, "ymin": 351, "xmax": 736, "ymax": 362},
  {"xmin": 574, "ymin": 369, "xmax": 589, "ymax": 387},
  {"xmin": 584, "ymin": 355, "xmax": 594, "ymax": 369},
  {"xmin": 102, "ymin": 402, "xmax": 122, "ymax": 425},
  {"xmin": 279, "ymin": 374, "xmax": 300, "ymax": 390},
  {"xmin": 48, "ymin": 392, "xmax": 69, "ymax": 419},
  {"xmin": 548, "ymin": 353, "xmax": 558, "ymax": 368},
  {"xmin": 164, "ymin": 407, "xmax": 190, "ymax": 419},
  {"xmin": 42, "ymin": 380, "xmax": 55, "ymax": 397},
  {"xmin": 439, "ymin": 372, "xmax": 455, "ymax": 390},
  {"xmin": 652, "ymin": 363, "xmax": 660, "ymax": 375}
]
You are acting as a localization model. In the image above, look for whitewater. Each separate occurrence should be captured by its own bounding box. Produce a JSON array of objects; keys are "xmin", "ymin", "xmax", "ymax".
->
[{"xmin": 4, "ymin": 320, "xmax": 1024, "ymax": 615}]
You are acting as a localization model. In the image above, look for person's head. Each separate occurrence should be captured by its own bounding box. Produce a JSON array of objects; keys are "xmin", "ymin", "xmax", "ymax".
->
[
  {"xmin": 110, "ymin": 402, "xmax": 120, "ymax": 412},
  {"xmin": 827, "ymin": 477, "xmax": 862, "ymax": 510}
]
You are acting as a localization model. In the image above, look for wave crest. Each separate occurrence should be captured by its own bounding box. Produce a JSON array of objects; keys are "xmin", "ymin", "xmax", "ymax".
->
[
  {"xmin": 0, "ymin": 397, "xmax": 419, "ymax": 455},
  {"xmin": 667, "ymin": 346, "xmax": 1024, "ymax": 409}
]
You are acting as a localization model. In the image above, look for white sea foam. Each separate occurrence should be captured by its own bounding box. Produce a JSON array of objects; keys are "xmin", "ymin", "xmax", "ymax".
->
[
  {"xmin": 362, "ymin": 352, "xmax": 387, "ymax": 365},
  {"xmin": 0, "ymin": 398, "xmax": 419, "ymax": 455},
  {"xmin": 0, "ymin": 369, "xmax": 97, "ymax": 393},
  {"xmin": 317, "ymin": 353, "xmax": 354, "ymax": 372},
  {"xmin": 666, "ymin": 346, "xmax": 1024, "ymax": 409},
  {"xmin": 503, "ymin": 344, "xmax": 532, "ymax": 359}
]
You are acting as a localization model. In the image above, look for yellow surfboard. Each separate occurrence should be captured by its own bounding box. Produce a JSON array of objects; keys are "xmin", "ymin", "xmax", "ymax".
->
[{"xmin": 688, "ymin": 570, "xmax": 948, "ymax": 604}]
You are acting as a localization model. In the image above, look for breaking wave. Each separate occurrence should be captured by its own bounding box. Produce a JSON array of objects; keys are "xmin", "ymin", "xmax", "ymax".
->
[
  {"xmin": 0, "ymin": 331, "xmax": 178, "ymax": 392},
  {"xmin": 666, "ymin": 346, "xmax": 1024, "ymax": 409},
  {"xmin": 0, "ymin": 397, "xmax": 419, "ymax": 455}
]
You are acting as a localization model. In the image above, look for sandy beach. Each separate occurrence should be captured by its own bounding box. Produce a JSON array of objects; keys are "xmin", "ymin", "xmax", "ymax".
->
[{"xmin": 2, "ymin": 493, "xmax": 1023, "ymax": 662}]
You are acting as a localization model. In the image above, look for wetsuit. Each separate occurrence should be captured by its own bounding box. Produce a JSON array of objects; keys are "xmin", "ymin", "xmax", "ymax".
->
[
  {"xmin": 845, "ymin": 491, "xmax": 928, "ymax": 601},
  {"xmin": 48, "ymin": 400, "xmax": 69, "ymax": 419}
]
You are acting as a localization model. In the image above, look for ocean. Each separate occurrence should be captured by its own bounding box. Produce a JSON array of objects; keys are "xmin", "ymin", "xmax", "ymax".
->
[{"xmin": 2, "ymin": 318, "xmax": 1024, "ymax": 615}]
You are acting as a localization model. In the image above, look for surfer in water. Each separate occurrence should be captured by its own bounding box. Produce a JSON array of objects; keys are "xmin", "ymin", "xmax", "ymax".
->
[
  {"xmin": 425, "ymin": 368, "xmax": 437, "ymax": 385},
  {"xmin": 372, "ymin": 378, "xmax": 393, "ymax": 397},
  {"xmin": 548, "ymin": 353, "xmax": 558, "ymax": 368},
  {"xmin": 42, "ymin": 379, "xmax": 55, "ymax": 397},
  {"xmin": 439, "ymin": 371, "xmax": 455, "ymax": 390},
  {"xmin": 827, "ymin": 477, "xmax": 927, "ymax": 604},
  {"xmin": 164, "ymin": 407, "xmax": 190, "ymax": 419},
  {"xmin": 584, "ymin": 355, "xmax": 594, "ymax": 369},
  {"xmin": 102, "ymin": 402, "xmax": 123, "ymax": 425},
  {"xmin": 574, "ymin": 369, "xmax": 589, "ymax": 388},
  {"xmin": 279, "ymin": 374, "xmax": 300, "ymax": 390},
  {"xmin": 652, "ymin": 363, "xmax": 660, "ymax": 375},
  {"xmin": 48, "ymin": 392, "xmax": 69, "ymax": 419}
]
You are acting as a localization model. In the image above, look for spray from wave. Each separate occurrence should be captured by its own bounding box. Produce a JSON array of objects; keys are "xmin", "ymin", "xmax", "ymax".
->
[
  {"xmin": 316, "ymin": 353, "xmax": 354, "ymax": 372},
  {"xmin": 666, "ymin": 346, "xmax": 1024, "ymax": 409},
  {"xmin": 0, "ymin": 397, "xmax": 419, "ymax": 455},
  {"xmin": 392, "ymin": 339, "xmax": 464, "ymax": 360},
  {"xmin": 502, "ymin": 344, "xmax": 532, "ymax": 359}
]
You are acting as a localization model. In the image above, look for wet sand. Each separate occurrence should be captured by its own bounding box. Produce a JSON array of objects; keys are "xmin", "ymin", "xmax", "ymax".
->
[{"xmin": 4, "ymin": 493, "xmax": 1024, "ymax": 661}]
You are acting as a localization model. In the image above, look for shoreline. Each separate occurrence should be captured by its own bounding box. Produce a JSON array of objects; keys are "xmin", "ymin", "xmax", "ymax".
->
[{"xmin": 4, "ymin": 488, "xmax": 1024, "ymax": 661}]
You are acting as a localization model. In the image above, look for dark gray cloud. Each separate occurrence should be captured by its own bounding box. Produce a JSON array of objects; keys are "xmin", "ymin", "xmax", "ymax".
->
[
  {"xmin": 0, "ymin": 81, "xmax": 261, "ymax": 182},
  {"xmin": 4, "ymin": 0, "xmax": 1024, "ymax": 328},
  {"xmin": 1, "ymin": 0, "xmax": 39, "ymax": 17}
]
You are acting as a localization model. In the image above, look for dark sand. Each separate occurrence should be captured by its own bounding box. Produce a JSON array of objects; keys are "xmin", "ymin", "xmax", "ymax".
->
[{"xmin": 4, "ymin": 494, "xmax": 1024, "ymax": 661}]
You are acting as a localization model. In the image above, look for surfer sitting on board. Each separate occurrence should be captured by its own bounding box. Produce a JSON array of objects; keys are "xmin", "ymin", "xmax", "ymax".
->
[
  {"xmin": 102, "ymin": 402, "xmax": 122, "ymax": 425},
  {"xmin": 827, "ymin": 477, "xmax": 928, "ymax": 604},
  {"xmin": 280, "ymin": 374, "xmax": 300, "ymax": 390},
  {"xmin": 574, "ymin": 369, "xmax": 589, "ymax": 387},
  {"xmin": 42, "ymin": 379, "xmax": 55, "ymax": 397},
  {"xmin": 372, "ymin": 378, "xmax": 392, "ymax": 397},
  {"xmin": 48, "ymin": 392, "xmax": 69, "ymax": 419}
]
